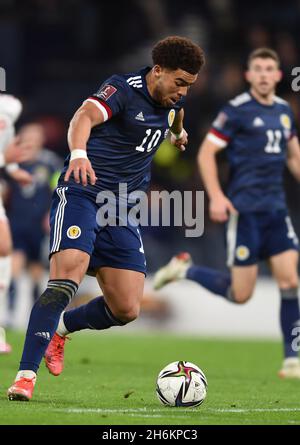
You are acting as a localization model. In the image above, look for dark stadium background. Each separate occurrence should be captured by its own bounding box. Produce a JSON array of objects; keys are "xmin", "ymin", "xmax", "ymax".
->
[{"xmin": 1, "ymin": 0, "xmax": 300, "ymax": 273}]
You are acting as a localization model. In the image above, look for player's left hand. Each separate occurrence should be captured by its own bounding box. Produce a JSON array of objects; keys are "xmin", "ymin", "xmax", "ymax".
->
[
  {"xmin": 170, "ymin": 128, "xmax": 188, "ymax": 152},
  {"xmin": 8, "ymin": 168, "xmax": 33, "ymax": 186}
]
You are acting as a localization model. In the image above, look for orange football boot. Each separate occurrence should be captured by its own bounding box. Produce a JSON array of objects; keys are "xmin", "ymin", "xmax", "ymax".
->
[
  {"xmin": 7, "ymin": 377, "xmax": 35, "ymax": 401},
  {"xmin": 44, "ymin": 332, "xmax": 69, "ymax": 376}
]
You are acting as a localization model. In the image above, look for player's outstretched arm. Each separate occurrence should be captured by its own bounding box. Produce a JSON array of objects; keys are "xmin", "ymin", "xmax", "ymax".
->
[
  {"xmin": 198, "ymin": 136, "xmax": 236, "ymax": 223},
  {"xmin": 65, "ymin": 102, "xmax": 103, "ymax": 186},
  {"xmin": 287, "ymin": 136, "xmax": 300, "ymax": 182}
]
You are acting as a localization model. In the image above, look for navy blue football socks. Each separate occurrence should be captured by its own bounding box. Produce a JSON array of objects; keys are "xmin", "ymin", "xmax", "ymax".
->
[
  {"xmin": 19, "ymin": 279, "xmax": 78, "ymax": 373},
  {"xmin": 186, "ymin": 265, "xmax": 232, "ymax": 299},
  {"xmin": 63, "ymin": 296, "xmax": 125, "ymax": 333},
  {"xmin": 280, "ymin": 288, "xmax": 300, "ymax": 358}
]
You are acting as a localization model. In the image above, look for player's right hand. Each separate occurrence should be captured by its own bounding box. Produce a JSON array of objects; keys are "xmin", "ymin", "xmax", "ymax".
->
[
  {"xmin": 209, "ymin": 194, "xmax": 237, "ymax": 223},
  {"xmin": 170, "ymin": 128, "xmax": 188, "ymax": 152},
  {"xmin": 64, "ymin": 158, "xmax": 97, "ymax": 186}
]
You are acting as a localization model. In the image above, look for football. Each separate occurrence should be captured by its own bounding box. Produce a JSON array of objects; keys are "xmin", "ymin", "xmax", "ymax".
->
[{"xmin": 156, "ymin": 360, "xmax": 207, "ymax": 407}]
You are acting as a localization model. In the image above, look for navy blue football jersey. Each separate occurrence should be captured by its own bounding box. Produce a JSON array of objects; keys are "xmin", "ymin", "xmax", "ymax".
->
[
  {"xmin": 59, "ymin": 67, "xmax": 184, "ymax": 196},
  {"xmin": 207, "ymin": 91, "xmax": 297, "ymax": 212}
]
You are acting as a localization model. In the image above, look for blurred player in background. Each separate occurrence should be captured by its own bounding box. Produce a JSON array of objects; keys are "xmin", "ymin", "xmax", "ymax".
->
[
  {"xmin": 5, "ymin": 123, "xmax": 62, "ymax": 322},
  {"xmin": 0, "ymin": 94, "xmax": 32, "ymax": 353},
  {"xmin": 154, "ymin": 48, "xmax": 300, "ymax": 378},
  {"xmin": 7, "ymin": 36, "xmax": 205, "ymax": 401}
]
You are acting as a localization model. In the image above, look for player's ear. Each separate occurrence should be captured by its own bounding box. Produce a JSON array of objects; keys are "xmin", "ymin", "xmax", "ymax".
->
[
  {"xmin": 153, "ymin": 65, "xmax": 163, "ymax": 78},
  {"xmin": 244, "ymin": 70, "xmax": 251, "ymax": 83},
  {"xmin": 276, "ymin": 69, "xmax": 283, "ymax": 82}
]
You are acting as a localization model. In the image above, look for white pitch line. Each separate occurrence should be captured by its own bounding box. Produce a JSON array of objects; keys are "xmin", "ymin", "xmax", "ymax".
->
[
  {"xmin": 56, "ymin": 407, "xmax": 300, "ymax": 415},
  {"xmin": 127, "ymin": 414, "xmax": 188, "ymax": 419},
  {"xmin": 58, "ymin": 408, "xmax": 190, "ymax": 414},
  {"xmin": 211, "ymin": 408, "xmax": 300, "ymax": 413}
]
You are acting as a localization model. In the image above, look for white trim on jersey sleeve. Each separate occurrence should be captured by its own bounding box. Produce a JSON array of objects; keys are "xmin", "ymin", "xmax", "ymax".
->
[
  {"xmin": 207, "ymin": 132, "xmax": 228, "ymax": 148},
  {"xmin": 84, "ymin": 98, "xmax": 109, "ymax": 122}
]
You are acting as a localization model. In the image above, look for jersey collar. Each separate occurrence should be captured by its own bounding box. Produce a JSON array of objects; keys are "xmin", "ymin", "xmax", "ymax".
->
[{"xmin": 248, "ymin": 90, "xmax": 276, "ymax": 108}]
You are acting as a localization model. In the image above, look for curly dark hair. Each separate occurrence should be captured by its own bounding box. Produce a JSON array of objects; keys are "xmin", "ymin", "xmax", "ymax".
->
[{"xmin": 152, "ymin": 36, "xmax": 205, "ymax": 75}]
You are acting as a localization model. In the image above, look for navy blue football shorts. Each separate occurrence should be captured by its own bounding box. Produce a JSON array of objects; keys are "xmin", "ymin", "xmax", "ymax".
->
[
  {"xmin": 226, "ymin": 209, "xmax": 299, "ymax": 267},
  {"xmin": 49, "ymin": 186, "xmax": 147, "ymax": 275}
]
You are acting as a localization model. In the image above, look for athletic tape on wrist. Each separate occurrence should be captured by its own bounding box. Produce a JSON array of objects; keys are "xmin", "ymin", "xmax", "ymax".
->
[{"xmin": 70, "ymin": 149, "xmax": 88, "ymax": 161}]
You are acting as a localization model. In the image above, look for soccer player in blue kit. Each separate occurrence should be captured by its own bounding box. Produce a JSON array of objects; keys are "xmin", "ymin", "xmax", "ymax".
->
[
  {"xmin": 154, "ymin": 48, "xmax": 300, "ymax": 378},
  {"xmin": 7, "ymin": 36, "xmax": 205, "ymax": 400}
]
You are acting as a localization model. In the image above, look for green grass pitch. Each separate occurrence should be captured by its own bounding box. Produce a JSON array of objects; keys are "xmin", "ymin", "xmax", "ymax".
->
[{"xmin": 1, "ymin": 330, "xmax": 300, "ymax": 425}]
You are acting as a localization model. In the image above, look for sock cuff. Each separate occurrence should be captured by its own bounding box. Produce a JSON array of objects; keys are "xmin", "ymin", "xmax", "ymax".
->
[
  {"xmin": 48, "ymin": 279, "xmax": 78, "ymax": 302},
  {"xmin": 57, "ymin": 311, "xmax": 69, "ymax": 336},
  {"xmin": 280, "ymin": 288, "xmax": 299, "ymax": 300},
  {"xmin": 16, "ymin": 370, "xmax": 37, "ymax": 382}
]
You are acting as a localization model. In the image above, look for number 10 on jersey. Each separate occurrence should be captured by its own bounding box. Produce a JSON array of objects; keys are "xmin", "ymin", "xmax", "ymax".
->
[{"xmin": 136, "ymin": 129, "xmax": 162, "ymax": 153}]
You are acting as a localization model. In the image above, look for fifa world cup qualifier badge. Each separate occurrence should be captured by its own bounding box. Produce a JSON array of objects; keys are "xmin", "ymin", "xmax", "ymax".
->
[
  {"xmin": 96, "ymin": 84, "xmax": 117, "ymax": 101},
  {"xmin": 67, "ymin": 225, "xmax": 81, "ymax": 239}
]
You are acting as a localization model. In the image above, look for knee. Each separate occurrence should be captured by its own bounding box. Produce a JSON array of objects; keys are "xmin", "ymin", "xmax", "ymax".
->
[
  {"xmin": 112, "ymin": 302, "xmax": 141, "ymax": 324},
  {"xmin": 231, "ymin": 288, "xmax": 252, "ymax": 304},
  {"xmin": 278, "ymin": 277, "xmax": 299, "ymax": 290}
]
